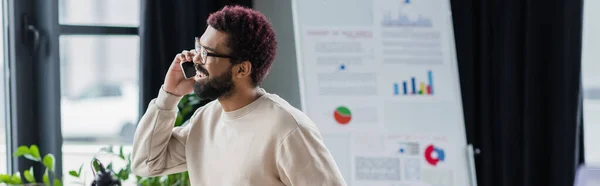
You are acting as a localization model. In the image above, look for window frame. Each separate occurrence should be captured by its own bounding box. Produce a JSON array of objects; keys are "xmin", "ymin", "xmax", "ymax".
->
[
  {"xmin": 6, "ymin": 0, "xmax": 139, "ymax": 179},
  {"xmin": 1, "ymin": 0, "xmax": 11, "ymax": 175}
]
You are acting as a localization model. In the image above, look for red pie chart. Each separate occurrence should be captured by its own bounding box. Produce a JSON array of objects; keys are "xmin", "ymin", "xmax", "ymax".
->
[{"xmin": 334, "ymin": 106, "xmax": 352, "ymax": 125}]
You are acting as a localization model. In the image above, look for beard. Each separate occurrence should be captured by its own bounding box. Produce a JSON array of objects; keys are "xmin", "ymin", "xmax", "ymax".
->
[{"xmin": 193, "ymin": 66, "xmax": 235, "ymax": 100}]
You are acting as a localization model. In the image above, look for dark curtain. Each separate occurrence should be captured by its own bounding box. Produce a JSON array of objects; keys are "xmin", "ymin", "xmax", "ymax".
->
[
  {"xmin": 139, "ymin": 0, "xmax": 252, "ymax": 115},
  {"xmin": 450, "ymin": 0, "xmax": 584, "ymax": 186}
]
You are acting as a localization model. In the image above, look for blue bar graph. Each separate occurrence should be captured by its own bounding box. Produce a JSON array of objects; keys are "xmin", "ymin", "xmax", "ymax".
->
[
  {"xmin": 393, "ymin": 70, "xmax": 435, "ymax": 96},
  {"xmin": 411, "ymin": 77, "xmax": 416, "ymax": 94}
]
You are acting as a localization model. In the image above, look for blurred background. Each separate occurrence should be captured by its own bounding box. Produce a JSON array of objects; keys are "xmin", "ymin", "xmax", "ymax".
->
[{"xmin": 0, "ymin": 0, "xmax": 597, "ymax": 186}]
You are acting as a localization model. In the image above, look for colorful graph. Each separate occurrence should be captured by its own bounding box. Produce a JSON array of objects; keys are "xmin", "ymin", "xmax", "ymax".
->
[
  {"xmin": 333, "ymin": 106, "xmax": 352, "ymax": 125},
  {"xmin": 393, "ymin": 70, "xmax": 434, "ymax": 96},
  {"xmin": 424, "ymin": 144, "xmax": 445, "ymax": 166}
]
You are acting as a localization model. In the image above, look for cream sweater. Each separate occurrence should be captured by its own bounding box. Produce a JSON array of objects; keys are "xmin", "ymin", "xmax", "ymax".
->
[{"xmin": 131, "ymin": 87, "xmax": 347, "ymax": 186}]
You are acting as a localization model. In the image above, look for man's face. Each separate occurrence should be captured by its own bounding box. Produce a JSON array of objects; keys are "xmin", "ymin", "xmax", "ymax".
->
[{"xmin": 192, "ymin": 26, "xmax": 235, "ymax": 100}]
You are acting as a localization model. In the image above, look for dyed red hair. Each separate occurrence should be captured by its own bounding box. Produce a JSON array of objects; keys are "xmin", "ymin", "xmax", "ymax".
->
[{"xmin": 207, "ymin": 5, "xmax": 277, "ymax": 86}]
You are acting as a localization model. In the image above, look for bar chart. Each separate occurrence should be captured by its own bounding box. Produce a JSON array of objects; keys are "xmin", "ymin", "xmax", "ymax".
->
[{"xmin": 393, "ymin": 70, "xmax": 434, "ymax": 96}]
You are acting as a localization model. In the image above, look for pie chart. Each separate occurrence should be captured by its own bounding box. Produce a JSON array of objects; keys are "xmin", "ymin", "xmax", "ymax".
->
[{"xmin": 334, "ymin": 106, "xmax": 352, "ymax": 125}]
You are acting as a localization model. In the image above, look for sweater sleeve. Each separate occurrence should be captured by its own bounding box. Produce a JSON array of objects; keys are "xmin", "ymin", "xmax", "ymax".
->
[
  {"xmin": 131, "ymin": 86, "xmax": 192, "ymax": 177},
  {"xmin": 276, "ymin": 124, "xmax": 348, "ymax": 186}
]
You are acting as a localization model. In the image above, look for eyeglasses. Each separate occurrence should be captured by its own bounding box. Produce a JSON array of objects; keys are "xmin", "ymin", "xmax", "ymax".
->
[{"xmin": 194, "ymin": 37, "xmax": 237, "ymax": 65}]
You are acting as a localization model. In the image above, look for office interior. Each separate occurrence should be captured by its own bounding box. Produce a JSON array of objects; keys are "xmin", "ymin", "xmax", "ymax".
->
[{"xmin": 0, "ymin": 0, "xmax": 597, "ymax": 186}]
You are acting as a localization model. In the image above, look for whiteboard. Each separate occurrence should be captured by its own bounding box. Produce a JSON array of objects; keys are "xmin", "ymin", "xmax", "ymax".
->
[{"xmin": 290, "ymin": 0, "xmax": 473, "ymax": 185}]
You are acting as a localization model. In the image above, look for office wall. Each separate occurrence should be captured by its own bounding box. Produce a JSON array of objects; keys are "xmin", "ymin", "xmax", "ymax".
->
[{"xmin": 254, "ymin": 0, "xmax": 302, "ymax": 109}]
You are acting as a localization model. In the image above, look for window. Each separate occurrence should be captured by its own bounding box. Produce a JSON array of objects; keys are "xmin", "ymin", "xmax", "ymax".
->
[
  {"xmin": 58, "ymin": 0, "xmax": 139, "ymax": 185},
  {"xmin": 59, "ymin": 0, "xmax": 139, "ymax": 27},
  {"xmin": 0, "ymin": 0, "xmax": 7, "ymax": 174},
  {"xmin": 582, "ymin": 0, "xmax": 600, "ymax": 165}
]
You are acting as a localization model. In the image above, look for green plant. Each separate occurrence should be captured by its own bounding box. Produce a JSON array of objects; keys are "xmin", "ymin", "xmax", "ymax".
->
[
  {"xmin": 0, "ymin": 144, "xmax": 62, "ymax": 186},
  {"xmin": 69, "ymin": 94, "xmax": 207, "ymax": 186}
]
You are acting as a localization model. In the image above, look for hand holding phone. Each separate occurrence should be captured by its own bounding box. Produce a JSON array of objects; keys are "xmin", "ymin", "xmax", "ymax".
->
[{"xmin": 163, "ymin": 50, "xmax": 197, "ymax": 96}]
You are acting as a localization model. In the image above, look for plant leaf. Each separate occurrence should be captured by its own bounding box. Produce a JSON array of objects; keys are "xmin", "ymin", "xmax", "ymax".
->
[
  {"xmin": 54, "ymin": 179, "xmax": 63, "ymax": 186},
  {"xmin": 118, "ymin": 169, "xmax": 129, "ymax": 180},
  {"xmin": 119, "ymin": 146, "xmax": 125, "ymax": 160},
  {"xmin": 106, "ymin": 162, "xmax": 113, "ymax": 171},
  {"xmin": 13, "ymin": 146, "xmax": 30, "ymax": 157},
  {"xmin": 24, "ymin": 167, "xmax": 36, "ymax": 183},
  {"xmin": 126, "ymin": 156, "xmax": 132, "ymax": 171},
  {"xmin": 183, "ymin": 171, "xmax": 190, "ymax": 186},
  {"xmin": 169, "ymin": 173, "xmax": 183, "ymax": 185},
  {"xmin": 68, "ymin": 170, "xmax": 79, "ymax": 178},
  {"xmin": 182, "ymin": 107, "xmax": 192, "ymax": 116},
  {"xmin": 154, "ymin": 177, "xmax": 162, "ymax": 186},
  {"xmin": 180, "ymin": 96, "xmax": 189, "ymax": 108},
  {"xmin": 136, "ymin": 175, "xmax": 145, "ymax": 183},
  {"xmin": 11, "ymin": 172, "xmax": 22, "ymax": 184},
  {"xmin": 28, "ymin": 145, "xmax": 42, "ymax": 161},
  {"xmin": 78, "ymin": 164, "xmax": 83, "ymax": 176},
  {"xmin": 43, "ymin": 169, "xmax": 50, "ymax": 185},
  {"xmin": 43, "ymin": 154, "xmax": 56, "ymax": 172},
  {"xmin": 92, "ymin": 158, "xmax": 100, "ymax": 172},
  {"xmin": 0, "ymin": 174, "xmax": 12, "ymax": 184},
  {"xmin": 175, "ymin": 114, "xmax": 184, "ymax": 127}
]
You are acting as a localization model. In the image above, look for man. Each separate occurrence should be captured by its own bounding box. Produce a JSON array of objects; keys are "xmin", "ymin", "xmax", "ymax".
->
[{"xmin": 130, "ymin": 5, "xmax": 347, "ymax": 186}]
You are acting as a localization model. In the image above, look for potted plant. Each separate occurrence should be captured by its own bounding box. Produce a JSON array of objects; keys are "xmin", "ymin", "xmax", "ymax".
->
[
  {"xmin": 0, "ymin": 145, "xmax": 62, "ymax": 186},
  {"xmin": 69, "ymin": 94, "xmax": 208, "ymax": 186}
]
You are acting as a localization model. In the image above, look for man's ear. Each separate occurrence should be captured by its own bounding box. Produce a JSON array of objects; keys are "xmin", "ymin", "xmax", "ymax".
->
[{"xmin": 235, "ymin": 61, "xmax": 252, "ymax": 78}]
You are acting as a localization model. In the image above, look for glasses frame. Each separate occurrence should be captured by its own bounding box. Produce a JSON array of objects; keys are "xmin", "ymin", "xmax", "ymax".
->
[{"xmin": 194, "ymin": 37, "xmax": 238, "ymax": 65}]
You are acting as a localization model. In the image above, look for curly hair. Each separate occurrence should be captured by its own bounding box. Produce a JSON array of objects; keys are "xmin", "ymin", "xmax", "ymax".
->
[{"xmin": 207, "ymin": 5, "xmax": 277, "ymax": 86}]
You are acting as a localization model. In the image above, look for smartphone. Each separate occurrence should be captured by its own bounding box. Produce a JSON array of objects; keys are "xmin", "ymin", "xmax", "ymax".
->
[{"xmin": 180, "ymin": 61, "xmax": 196, "ymax": 79}]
